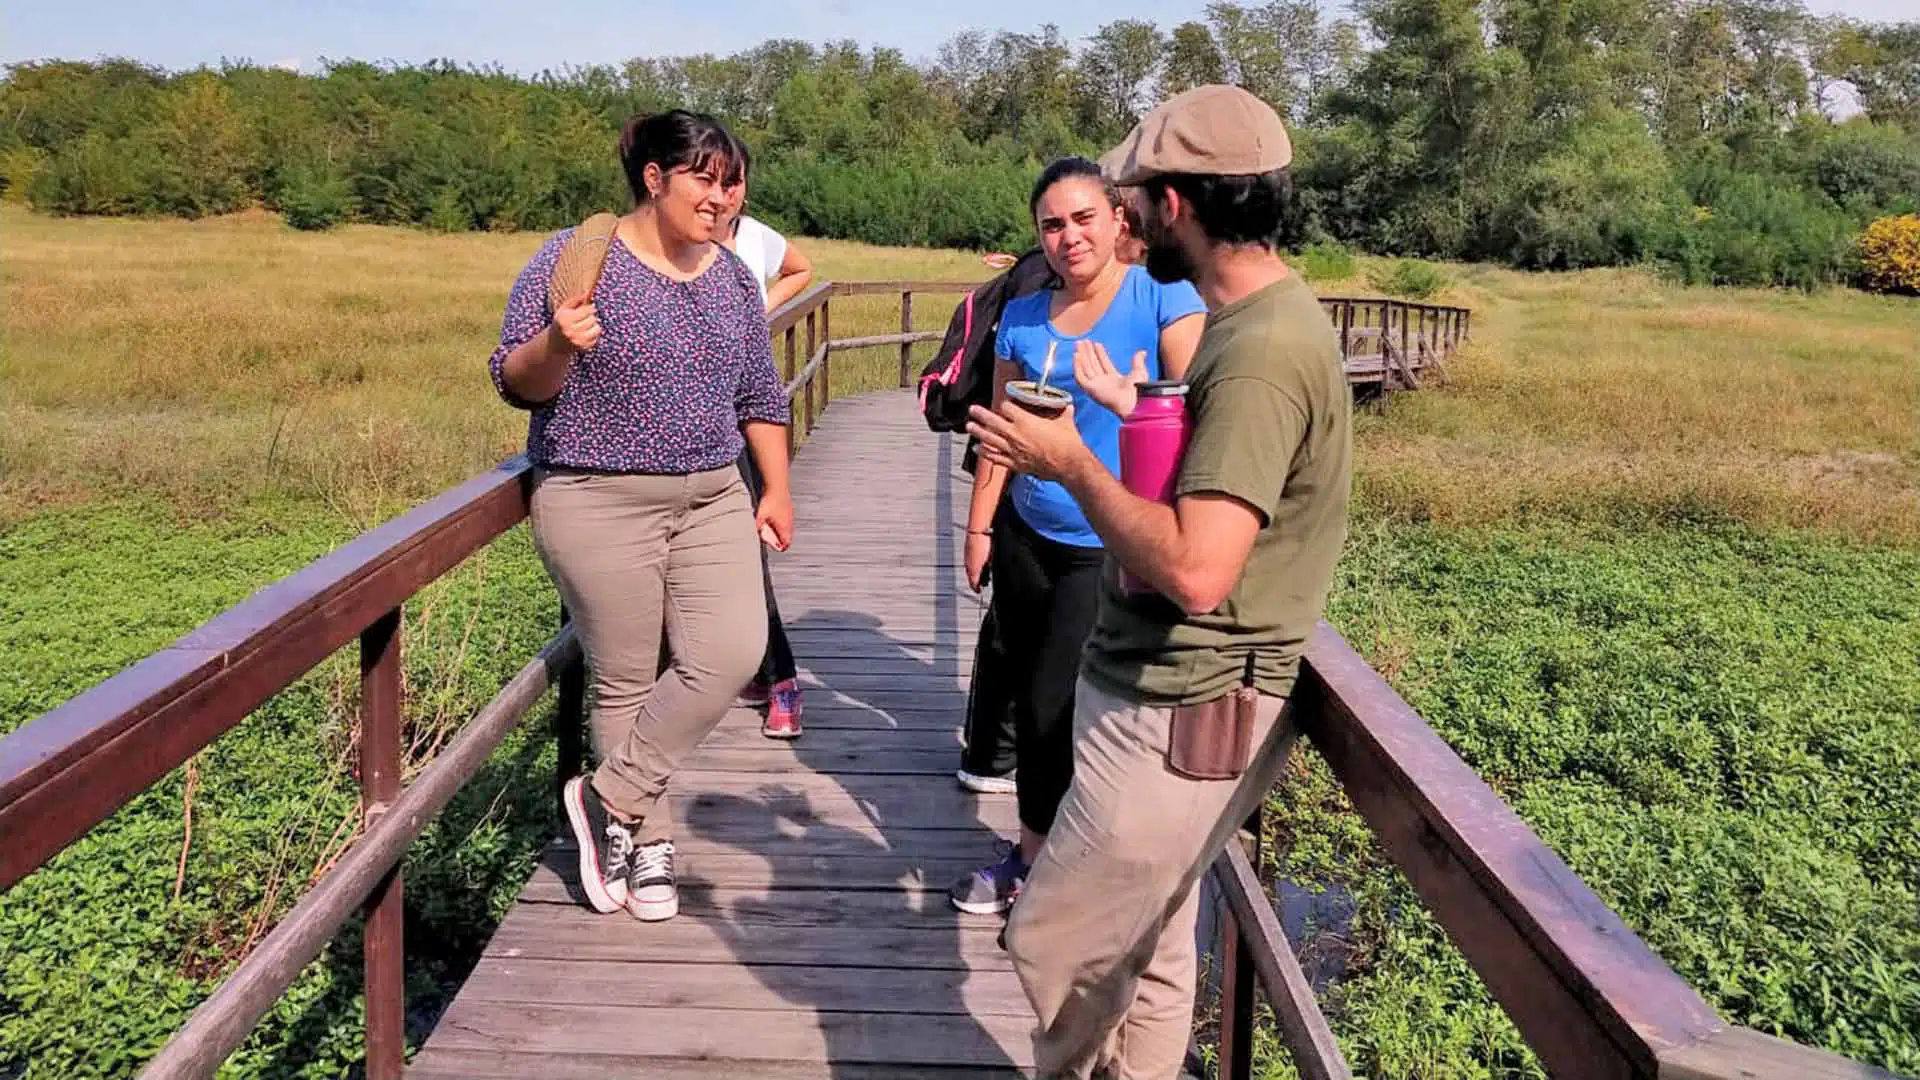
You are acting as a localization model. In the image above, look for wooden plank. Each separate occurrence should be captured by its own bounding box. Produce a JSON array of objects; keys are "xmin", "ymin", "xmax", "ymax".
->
[
  {"xmin": 538, "ymin": 781, "xmax": 1017, "ymax": 846},
  {"xmin": 1656, "ymin": 1028, "xmax": 1904, "ymax": 1080},
  {"xmin": 710, "ymin": 703, "xmax": 967, "ymax": 729},
  {"xmin": 529, "ymin": 850, "xmax": 987, "ymax": 895},
  {"xmin": 789, "ymin": 656, "xmax": 978, "ymax": 678},
  {"xmin": 482, "ymin": 899, "xmax": 1013, "ymax": 970},
  {"xmin": 1213, "ymin": 842, "xmax": 1351, "ymax": 1080},
  {"xmin": 419, "ymin": 1003, "xmax": 1034, "ymax": 1069},
  {"xmin": 359, "ymin": 610, "xmax": 406, "ymax": 1080},
  {"xmin": 520, "ymin": 879, "xmax": 992, "ymax": 929},
  {"xmin": 455, "ymin": 958, "xmax": 1034, "ymax": 1017},
  {"xmin": 409, "ymin": 1048, "xmax": 1025, "ymax": 1080},
  {"xmin": 1299, "ymin": 624, "xmax": 1725, "ymax": 1078},
  {"xmin": 692, "ymin": 725, "xmax": 962, "ymax": 752},
  {"xmin": 789, "ymin": 673, "xmax": 971, "ymax": 694},
  {"xmin": 684, "ymin": 747, "xmax": 960, "ymax": 775},
  {"xmin": 672, "ymin": 771, "xmax": 1005, "ymax": 822},
  {"xmin": 602, "ymin": 822, "xmax": 1007, "ymax": 861},
  {"xmin": 0, "ymin": 457, "xmax": 533, "ymax": 891}
]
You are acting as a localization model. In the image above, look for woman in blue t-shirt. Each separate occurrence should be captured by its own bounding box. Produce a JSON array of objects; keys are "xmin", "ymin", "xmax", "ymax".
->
[{"xmin": 950, "ymin": 157, "xmax": 1206, "ymax": 916}]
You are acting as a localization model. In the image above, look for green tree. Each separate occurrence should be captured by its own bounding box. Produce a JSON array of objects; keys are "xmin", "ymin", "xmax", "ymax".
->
[
  {"xmin": 1163, "ymin": 21, "xmax": 1227, "ymax": 94},
  {"xmin": 1080, "ymin": 20, "xmax": 1166, "ymax": 133}
]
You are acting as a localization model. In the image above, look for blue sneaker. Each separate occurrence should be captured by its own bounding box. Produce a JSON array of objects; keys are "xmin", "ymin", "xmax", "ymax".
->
[{"xmin": 950, "ymin": 839, "xmax": 1027, "ymax": 915}]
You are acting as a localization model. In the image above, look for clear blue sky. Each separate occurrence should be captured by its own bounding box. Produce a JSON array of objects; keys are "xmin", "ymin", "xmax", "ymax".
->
[{"xmin": 2, "ymin": 0, "xmax": 1910, "ymax": 76}]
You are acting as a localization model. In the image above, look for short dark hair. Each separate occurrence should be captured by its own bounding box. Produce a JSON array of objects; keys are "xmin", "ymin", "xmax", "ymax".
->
[
  {"xmin": 730, "ymin": 130, "xmax": 753, "ymax": 184},
  {"xmin": 1144, "ymin": 168, "xmax": 1293, "ymax": 248},
  {"xmin": 1029, "ymin": 156, "xmax": 1118, "ymax": 220},
  {"xmin": 617, "ymin": 109, "xmax": 742, "ymax": 205}
]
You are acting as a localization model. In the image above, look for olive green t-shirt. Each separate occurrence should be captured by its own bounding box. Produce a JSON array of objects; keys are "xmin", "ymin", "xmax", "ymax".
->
[{"xmin": 1082, "ymin": 271, "xmax": 1352, "ymax": 705}]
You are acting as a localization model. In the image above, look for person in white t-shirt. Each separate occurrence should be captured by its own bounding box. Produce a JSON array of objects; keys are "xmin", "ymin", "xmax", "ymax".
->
[
  {"xmin": 718, "ymin": 142, "xmax": 813, "ymax": 313},
  {"xmin": 716, "ymin": 133, "xmax": 812, "ymax": 739}
]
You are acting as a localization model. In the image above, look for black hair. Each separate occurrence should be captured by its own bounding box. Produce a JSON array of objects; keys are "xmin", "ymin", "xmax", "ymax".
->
[
  {"xmin": 1143, "ymin": 168, "xmax": 1294, "ymax": 248},
  {"xmin": 729, "ymin": 129, "xmax": 753, "ymax": 184},
  {"xmin": 617, "ymin": 109, "xmax": 742, "ymax": 205},
  {"xmin": 1028, "ymin": 156, "xmax": 1119, "ymax": 220}
]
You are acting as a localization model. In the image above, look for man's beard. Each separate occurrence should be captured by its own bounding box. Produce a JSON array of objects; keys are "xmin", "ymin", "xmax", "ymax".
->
[{"xmin": 1137, "ymin": 206, "xmax": 1197, "ymax": 284}]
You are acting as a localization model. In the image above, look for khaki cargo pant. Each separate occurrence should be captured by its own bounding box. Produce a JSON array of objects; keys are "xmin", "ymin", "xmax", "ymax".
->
[
  {"xmin": 530, "ymin": 466, "xmax": 767, "ymax": 844},
  {"xmin": 1004, "ymin": 676, "xmax": 1295, "ymax": 1080}
]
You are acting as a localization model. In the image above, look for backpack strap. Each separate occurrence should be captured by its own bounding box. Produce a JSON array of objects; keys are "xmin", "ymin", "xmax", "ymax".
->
[
  {"xmin": 917, "ymin": 289, "xmax": 977, "ymax": 413},
  {"xmin": 547, "ymin": 212, "xmax": 621, "ymax": 313}
]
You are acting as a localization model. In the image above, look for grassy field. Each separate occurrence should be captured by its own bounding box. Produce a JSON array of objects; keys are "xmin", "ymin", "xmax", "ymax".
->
[{"xmin": 2, "ymin": 206, "xmax": 1917, "ymax": 1078}]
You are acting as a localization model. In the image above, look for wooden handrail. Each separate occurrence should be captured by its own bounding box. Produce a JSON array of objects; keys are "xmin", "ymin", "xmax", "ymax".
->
[
  {"xmin": 0, "ymin": 458, "xmax": 534, "ymax": 891},
  {"xmin": 136, "ymin": 629, "xmax": 580, "ymax": 1079},
  {"xmin": 1208, "ymin": 621, "xmax": 1907, "ymax": 1080},
  {"xmin": 830, "ymin": 279, "xmax": 977, "ymax": 296}
]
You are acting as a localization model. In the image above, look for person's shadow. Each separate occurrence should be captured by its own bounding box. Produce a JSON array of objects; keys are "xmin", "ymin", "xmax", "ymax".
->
[{"xmin": 679, "ymin": 426, "xmax": 1029, "ymax": 1076}]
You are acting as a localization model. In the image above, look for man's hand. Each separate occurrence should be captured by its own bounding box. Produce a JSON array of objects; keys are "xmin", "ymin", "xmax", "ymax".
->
[
  {"xmin": 966, "ymin": 402, "xmax": 1091, "ymax": 483},
  {"xmin": 1073, "ymin": 340, "xmax": 1149, "ymax": 417}
]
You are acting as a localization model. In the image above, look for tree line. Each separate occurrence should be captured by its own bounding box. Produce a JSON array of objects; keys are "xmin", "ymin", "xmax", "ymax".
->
[{"xmin": 3, "ymin": 0, "xmax": 1917, "ymax": 289}]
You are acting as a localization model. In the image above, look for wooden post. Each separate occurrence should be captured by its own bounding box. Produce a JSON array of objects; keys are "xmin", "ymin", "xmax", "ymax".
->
[
  {"xmin": 1399, "ymin": 303, "xmax": 1410, "ymax": 372},
  {"xmin": 785, "ymin": 326, "xmax": 799, "ymax": 456},
  {"xmin": 1216, "ymin": 810, "xmax": 1261, "ymax": 1080},
  {"xmin": 805, "ymin": 309, "xmax": 819, "ymax": 437},
  {"xmin": 1338, "ymin": 301, "xmax": 1352, "ymax": 361},
  {"xmin": 554, "ymin": 605, "xmax": 583, "ymax": 801},
  {"xmin": 821, "ymin": 299, "xmax": 832, "ymax": 406},
  {"xmin": 899, "ymin": 291, "xmax": 914, "ymax": 388},
  {"xmin": 806, "ymin": 308, "xmax": 818, "ymax": 425},
  {"xmin": 358, "ymin": 609, "xmax": 405, "ymax": 1080}
]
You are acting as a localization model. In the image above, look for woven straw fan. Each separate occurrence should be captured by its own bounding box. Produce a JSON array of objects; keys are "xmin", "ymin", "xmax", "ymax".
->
[{"xmin": 547, "ymin": 212, "xmax": 621, "ymax": 311}]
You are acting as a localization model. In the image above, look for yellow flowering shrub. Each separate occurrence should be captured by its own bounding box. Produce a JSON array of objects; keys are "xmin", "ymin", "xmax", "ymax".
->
[{"xmin": 1857, "ymin": 214, "xmax": 1920, "ymax": 294}]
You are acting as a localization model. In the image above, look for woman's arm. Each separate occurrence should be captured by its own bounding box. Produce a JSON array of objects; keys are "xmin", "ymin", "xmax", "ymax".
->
[
  {"xmin": 500, "ymin": 299, "xmax": 598, "ymax": 404},
  {"xmin": 763, "ymin": 236, "xmax": 814, "ymax": 313},
  {"xmin": 963, "ymin": 361, "xmax": 1019, "ymax": 592},
  {"xmin": 744, "ymin": 420, "xmax": 793, "ymax": 550},
  {"xmin": 488, "ymin": 233, "xmax": 582, "ymax": 408},
  {"xmin": 1159, "ymin": 311, "xmax": 1204, "ymax": 381}
]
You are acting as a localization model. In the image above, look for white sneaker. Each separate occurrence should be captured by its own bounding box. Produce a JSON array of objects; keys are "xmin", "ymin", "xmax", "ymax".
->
[
  {"xmin": 625, "ymin": 839, "xmax": 678, "ymax": 921},
  {"xmin": 956, "ymin": 768, "xmax": 1017, "ymax": 795}
]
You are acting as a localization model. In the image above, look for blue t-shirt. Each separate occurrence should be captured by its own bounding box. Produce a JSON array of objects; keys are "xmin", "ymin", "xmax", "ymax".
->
[{"xmin": 994, "ymin": 264, "xmax": 1206, "ymax": 548}]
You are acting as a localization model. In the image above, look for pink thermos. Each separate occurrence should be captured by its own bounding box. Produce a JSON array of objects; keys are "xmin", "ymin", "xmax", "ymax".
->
[{"xmin": 1117, "ymin": 380, "xmax": 1191, "ymax": 594}]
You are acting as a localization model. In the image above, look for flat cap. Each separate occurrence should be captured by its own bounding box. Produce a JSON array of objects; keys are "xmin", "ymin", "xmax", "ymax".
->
[{"xmin": 1098, "ymin": 84, "xmax": 1292, "ymax": 186}]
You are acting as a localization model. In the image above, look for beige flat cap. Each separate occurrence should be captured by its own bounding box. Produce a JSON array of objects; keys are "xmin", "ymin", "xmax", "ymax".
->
[{"xmin": 1098, "ymin": 84, "xmax": 1292, "ymax": 186}]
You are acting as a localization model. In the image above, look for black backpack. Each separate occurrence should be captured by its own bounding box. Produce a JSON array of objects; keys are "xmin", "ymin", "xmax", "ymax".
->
[{"xmin": 917, "ymin": 248, "xmax": 1056, "ymax": 438}]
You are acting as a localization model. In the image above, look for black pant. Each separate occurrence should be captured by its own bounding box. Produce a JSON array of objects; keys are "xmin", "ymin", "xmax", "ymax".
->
[
  {"xmin": 736, "ymin": 446, "xmax": 796, "ymax": 686},
  {"xmin": 960, "ymin": 604, "xmax": 1018, "ymax": 777},
  {"xmin": 990, "ymin": 506, "xmax": 1104, "ymax": 836}
]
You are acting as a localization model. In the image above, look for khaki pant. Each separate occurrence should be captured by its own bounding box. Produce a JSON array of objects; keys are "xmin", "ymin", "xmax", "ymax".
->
[
  {"xmin": 530, "ymin": 467, "xmax": 767, "ymax": 844},
  {"xmin": 1005, "ymin": 676, "xmax": 1295, "ymax": 1080}
]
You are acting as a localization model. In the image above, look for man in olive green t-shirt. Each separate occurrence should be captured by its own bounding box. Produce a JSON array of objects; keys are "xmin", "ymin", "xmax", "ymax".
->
[{"xmin": 968, "ymin": 85, "xmax": 1351, "ymax": 1080}]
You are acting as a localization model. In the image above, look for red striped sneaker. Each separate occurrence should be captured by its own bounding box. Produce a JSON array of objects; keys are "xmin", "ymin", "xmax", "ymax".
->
[{"xmin": 762, "ymin": 679, "xmax": 803, "ymax": 739}]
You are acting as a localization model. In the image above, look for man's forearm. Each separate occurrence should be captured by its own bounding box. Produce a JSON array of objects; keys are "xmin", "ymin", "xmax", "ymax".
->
[{"xmin": 1058, "ymin": 451, "xmax": 1190, "ymax": 598}]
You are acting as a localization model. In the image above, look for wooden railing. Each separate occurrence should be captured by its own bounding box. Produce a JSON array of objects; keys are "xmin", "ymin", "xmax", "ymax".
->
[
  {"xmin": 1204, "ymin": 626, "xmax": 1905, "ymax": 1080},
  {"xmin": 766, "ymin": 279, "xmax": 973, "ymax": 450},
  {"xmin": 2, "ymin": 279, "xmax": 1896, "ymax": 1080},
  {"xmin": 1318, "ymin": 295, "xmax": 1471, "ymax": 390}
]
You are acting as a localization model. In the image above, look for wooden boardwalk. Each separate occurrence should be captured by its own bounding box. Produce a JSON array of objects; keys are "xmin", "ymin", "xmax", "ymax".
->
[{"xmin": 410, "ymin": 392, "xmax": 1035, "ymax": 1078}]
